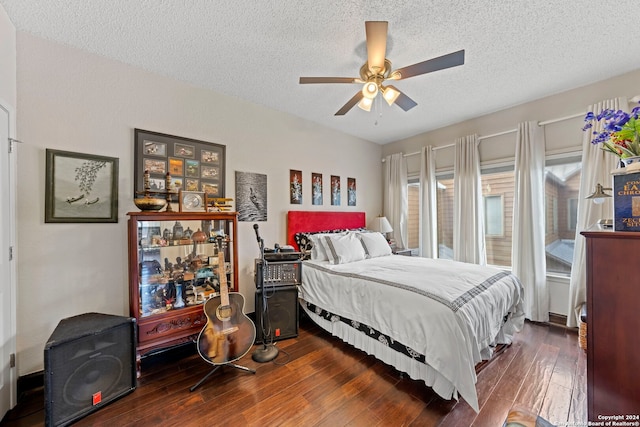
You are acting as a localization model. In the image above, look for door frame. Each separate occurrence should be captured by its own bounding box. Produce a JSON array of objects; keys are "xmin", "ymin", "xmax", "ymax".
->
[{"xmin": 0, "ymin": 99, "xmax": 18, "ymax": 414}]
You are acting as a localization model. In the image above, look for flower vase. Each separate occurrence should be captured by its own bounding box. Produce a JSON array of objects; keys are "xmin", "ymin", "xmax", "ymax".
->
[
  {"xmin": 621, "ymin": 156, "xmax": 640, "ymax": 167},
  {"xmin": 620, "ymin": 156, "xmax": 640, "ymax": 173}
]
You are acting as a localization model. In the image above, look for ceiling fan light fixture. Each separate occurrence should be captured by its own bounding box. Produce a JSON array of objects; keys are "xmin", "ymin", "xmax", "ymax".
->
[
  {"xmin": 357, "ymin": 97, "xmax": 373, "ymax": 112},
  {"xmin": 362, "ymin": 81, "xmax": 379, "ymax": 99},
  {"xmin": 382, "ymin": 85, "xmax": 400, "ymax": 106}
]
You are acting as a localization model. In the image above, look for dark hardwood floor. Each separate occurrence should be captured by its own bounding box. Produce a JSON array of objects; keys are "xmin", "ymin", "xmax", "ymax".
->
[{"xmin": 1, "ymin": 315, "xmax": 586, "ymax": 427}]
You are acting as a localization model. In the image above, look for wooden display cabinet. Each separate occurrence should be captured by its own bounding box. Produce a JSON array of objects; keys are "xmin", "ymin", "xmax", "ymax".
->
[
  {"xmin": 127, "ymin": 211, "xmax": 238, "ymax": 365},
  {"xmin": 582, "ymin": 227, "xmax": 640, "ymax": 421}
]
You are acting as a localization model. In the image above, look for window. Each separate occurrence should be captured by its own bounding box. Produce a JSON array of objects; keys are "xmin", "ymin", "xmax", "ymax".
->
[
  {"xmin": 567, "ymin": 198, "xmax": 578, "ymax": 231},
  {"xmin": 481, "ymin": 167, "xmax": 514, "ymax": 267},
  {"xmin": 436, "ymin": 174, "xmax": 454, "ymax": 259},
  {"xmin": 544, "ymin": 155, "xmax": 582, "ymax": 275},
  {"xmin": 484, "ymin": 195, "xmax": 504, "ymax": 236},
  {"xmin": 407, "ymin": 182, "xmax": 420, "ymax": 251}
]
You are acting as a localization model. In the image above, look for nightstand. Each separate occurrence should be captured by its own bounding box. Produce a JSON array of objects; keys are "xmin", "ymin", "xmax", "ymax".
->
[{"xmin": 392, "ymin": 248, "xmax": 412, "ymax": 256}]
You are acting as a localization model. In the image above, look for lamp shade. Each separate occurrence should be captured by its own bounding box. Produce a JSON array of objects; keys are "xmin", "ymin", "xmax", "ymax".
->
[{"xmin": 370, "ymin": 216, "xmax": 393, "ymax": 234}]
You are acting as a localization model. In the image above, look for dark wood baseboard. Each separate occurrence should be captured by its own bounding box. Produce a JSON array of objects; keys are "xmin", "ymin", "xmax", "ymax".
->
[{"xmin": 16, "ymin": 371, "xmax": 43, "ymax": 400}]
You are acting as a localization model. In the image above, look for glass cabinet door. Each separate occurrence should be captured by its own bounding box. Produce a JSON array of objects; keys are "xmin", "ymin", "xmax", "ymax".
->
[{"xmin": 136, "ymin": 217, "xmax": 234, "ymax": 318}]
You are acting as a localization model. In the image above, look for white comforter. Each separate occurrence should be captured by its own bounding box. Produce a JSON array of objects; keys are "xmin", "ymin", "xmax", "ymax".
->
[{"xmin": 299, "ymin": 255, "xmax": 525, "ymax": 411}]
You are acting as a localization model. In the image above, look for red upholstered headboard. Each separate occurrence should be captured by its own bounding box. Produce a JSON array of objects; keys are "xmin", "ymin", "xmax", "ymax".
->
[{"xmin": 287, "ymin": 211, "xmax": 366, "ymax": 249}]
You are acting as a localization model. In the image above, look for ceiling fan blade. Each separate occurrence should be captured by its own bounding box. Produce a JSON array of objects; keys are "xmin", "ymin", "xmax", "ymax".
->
[
  {"xmin": 365, "ymin": 21, "xmax": 388, "ymax": 74},
  {"xmin": 394, "ymin": 92, "xmax": 418, "ymax": 111},
  {"xmin": 300, "ymin": 77, "xmax": 360, "ymax": 84},
  {"xmin": 392, "ymin": 49, "xmax": 465, "ymax": 80},
  {"xmin": 335, "ymin": 91, "xmax": 364, "ymax": 116}
]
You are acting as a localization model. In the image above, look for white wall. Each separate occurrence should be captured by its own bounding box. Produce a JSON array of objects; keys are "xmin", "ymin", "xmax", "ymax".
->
[
  {"xmin": 382, "ymin": 68, "xmax": 640, "ymax": 318},
  {"xmin": 15, "ymin": 32, "xmax": 382, "ymax": 376},
  {"xmin": 0, "ymin": 6, "xmax": 16, "ymax": 107},
  {"xmin": 383, "ymin": 69, "xmax": 640, "ymax": 168}
]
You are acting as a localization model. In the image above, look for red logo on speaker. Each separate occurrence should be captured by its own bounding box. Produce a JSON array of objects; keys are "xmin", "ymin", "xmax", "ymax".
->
[
  {"xmin": 275, "ymin": 328, "xmax": 281, "ymax": 337},
  {"xmin": 92, "ymin": 391, "xmax": 102, "ymax": 406}
]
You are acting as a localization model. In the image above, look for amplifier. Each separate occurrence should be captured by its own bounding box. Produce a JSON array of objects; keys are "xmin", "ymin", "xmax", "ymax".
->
[{"xmin": 255, "ymin": 259, "xmax": 301, "ymax": 288}]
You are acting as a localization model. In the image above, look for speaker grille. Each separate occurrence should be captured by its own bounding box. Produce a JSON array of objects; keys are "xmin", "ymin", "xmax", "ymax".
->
[
  {"xmin": 44, "ymin": 313, "xmax": 136, "ymax": 427},
  {"xmin": 255, "ymin": 285, "xmax": 298, "ymax": 343}
]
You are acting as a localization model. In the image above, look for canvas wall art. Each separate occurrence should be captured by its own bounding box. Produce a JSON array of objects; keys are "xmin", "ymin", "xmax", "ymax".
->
[
  {"xmin": 290, "ymin": 169, "xmax": 302, "ymax": 204},
  {"xmin": 312, "ymin": 172, "xmax": 323, "ymax": 205},
  {"xmin": 331, "ymin": 175, "xmax": 341, "ymax": 206},
  {"xmin": 235, "ymin": 171, "xmax": 267, "ymax": 221}
]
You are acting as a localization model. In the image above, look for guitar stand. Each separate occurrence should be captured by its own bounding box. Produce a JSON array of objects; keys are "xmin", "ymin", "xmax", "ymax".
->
[{"xmin": 190, "ymin": 362, "xmax": 256, "ymax": 392}]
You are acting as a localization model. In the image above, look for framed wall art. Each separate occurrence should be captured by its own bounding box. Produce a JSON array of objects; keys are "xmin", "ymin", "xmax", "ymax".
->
[
  {"xmin": 331, "ymin": 175, "xmax": 341, "ymax": 206},
  {"xmin": 45, "ymin": 149, "xmax": 119, "ymax": 223},
  {"xmin": 235, "ymin": 171, "xmax": 267, "ymax": 221},
  {"xmin": 347, "ymin": 177, "xmax": 356, "ymax": 206},
  {"xmin": 312, "ymin": 172, "xmax": 323, "ymax": 206},
  {"xmin": 134, "ymin": 129, "xmax": 225, "ymax": 200},
  {"xmin": 290, "ymin": 169, "xmax": 302, "ymax": 205}
]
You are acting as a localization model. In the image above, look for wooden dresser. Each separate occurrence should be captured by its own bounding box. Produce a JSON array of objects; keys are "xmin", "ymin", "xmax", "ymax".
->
[{"xmin": 581, "ymin": 228, "xmax": 640, "ymax": 421}]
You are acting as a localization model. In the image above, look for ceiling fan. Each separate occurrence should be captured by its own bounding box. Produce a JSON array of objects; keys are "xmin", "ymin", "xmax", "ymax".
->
[{"xmin": 299, "ymin": 21, "xmax": 465, "ymax": 116}]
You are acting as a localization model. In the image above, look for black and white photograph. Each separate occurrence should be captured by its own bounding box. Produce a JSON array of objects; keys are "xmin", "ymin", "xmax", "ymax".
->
[{"xmin": 235, "ymin": 171, "xmax": 267, "ymax": 221}]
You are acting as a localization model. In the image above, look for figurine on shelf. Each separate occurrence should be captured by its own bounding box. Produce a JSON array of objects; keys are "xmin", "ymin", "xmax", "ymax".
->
[
  {"xmin": 173, "ymin": 221, "xmax": 184, "ymax": 240},
  {"xmin": 174, "ymin": 282, "xmax": 185, "ymax": 308},
  {"xmin": 183, "ymin": 227, "xmax": 193, "ymax": 240}
]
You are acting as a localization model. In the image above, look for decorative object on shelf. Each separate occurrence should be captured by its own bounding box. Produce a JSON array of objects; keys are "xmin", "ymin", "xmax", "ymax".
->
[
  {"xmin": 45, "ymin": 149, "xmax": 119, "ymax": 223},
  {"xmin": 179, "ymin": 190, "xmax": 205, "ymax": 212},
  {"xmin": 192, "ymin": 228, "xmax": 207, "ymax": 243},
  {"xmin": 172, "ymin": 221, "xmax": 184, "ymax": 240},
  {"xmin": 164, "ymin": 172, "xmax": 174, "ymax": 212},
  {"xmin": 612, "ymin": 167, "xmax": 640, "ymax": 231},
  {"xmin": 205, "ymin": 196, "xmax": 233, "ymax": 212},
  {"xmin": 134, "ymin": 128, "xmax": 226, "ymax": 202},
  {"xmin": 183, "ymin": 227, "xmax": 193, "ymax": 240},
  {"xmin": 582, "ymin": 102, "xmax": 640, "ymax": 160},
  {"xmin": 134, "ymin": 170, "xmax": 167, "ymax": 212}
]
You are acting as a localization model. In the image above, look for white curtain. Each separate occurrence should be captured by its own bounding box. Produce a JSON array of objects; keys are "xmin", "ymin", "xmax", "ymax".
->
[
  {"xmin": 453, "ymin": 134, "xmax": 486, "ymax": 264},
  {"xmin": 566, "ymin": 97, "xmax": 625, "ymax": 327},
  {"xmin": 512, "ymin": 121, "xmax": 548, "ymax": 322},
  {"xmin": 419, "ymin": 146, "xmax": 437, "ymax": 258},
  {"xmin": 383, "ymin": 152, "xmax": 408, "ymax": 249}
]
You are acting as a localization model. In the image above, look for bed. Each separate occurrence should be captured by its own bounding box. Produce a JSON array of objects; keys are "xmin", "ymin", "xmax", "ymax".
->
[{"xmin": 287, "ymin": 210, "xmax": 525, "ymax": 412}]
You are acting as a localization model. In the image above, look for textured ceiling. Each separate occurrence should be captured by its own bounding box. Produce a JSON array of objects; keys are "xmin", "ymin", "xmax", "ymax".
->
[{"xmin": 2, "ymin": 0, "xmax": 640, "ymax": 144}]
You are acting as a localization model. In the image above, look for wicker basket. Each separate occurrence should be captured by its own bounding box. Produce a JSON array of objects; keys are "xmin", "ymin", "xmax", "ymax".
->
[{"xmin": 578, "ymin": 320, "xmax": 587, "ymax": 351}]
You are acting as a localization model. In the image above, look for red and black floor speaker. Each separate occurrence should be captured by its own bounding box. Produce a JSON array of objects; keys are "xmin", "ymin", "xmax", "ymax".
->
[
  {"xmin": 255, "ymin": 285, "xmax": 299, "ymax": 344},
  {"xmin": 44, "ymin": 312, "xmax": 137, "ymax": 427}
]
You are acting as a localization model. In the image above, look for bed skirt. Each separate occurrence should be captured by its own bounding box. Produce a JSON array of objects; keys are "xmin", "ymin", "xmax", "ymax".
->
[{"xmin": 300, "ymin": 299, "xmax": 465, "ymax": 407}]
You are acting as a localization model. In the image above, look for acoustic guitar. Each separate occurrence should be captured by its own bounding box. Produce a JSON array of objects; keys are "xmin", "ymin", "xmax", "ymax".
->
[{"xmin": 196, "ymin": 251, "xmax": 256, "ymax": 365}]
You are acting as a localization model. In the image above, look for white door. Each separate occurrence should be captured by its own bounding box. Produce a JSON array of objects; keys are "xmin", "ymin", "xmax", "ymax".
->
[{"xmin": 0, "ymin": 103, "xmax": 17, "ymax": 418}]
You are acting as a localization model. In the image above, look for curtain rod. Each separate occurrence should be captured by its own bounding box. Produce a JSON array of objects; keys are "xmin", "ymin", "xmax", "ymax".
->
[{"xmin": 386, "ymin": 95, "xmax": 640, "ymax": 160}]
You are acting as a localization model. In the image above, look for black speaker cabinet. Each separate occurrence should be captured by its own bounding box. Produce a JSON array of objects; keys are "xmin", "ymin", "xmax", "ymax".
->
[
  {"xmin": 44, "ymin": 312, "xmax": 137, "ymax": 427},
  {"xmin": 255, "ymin": 285, "xmax": 298, "ymax": 344}
]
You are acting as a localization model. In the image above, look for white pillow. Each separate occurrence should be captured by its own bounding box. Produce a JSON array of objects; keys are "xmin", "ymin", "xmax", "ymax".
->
[
  {"xmin": 309, "ymin": 233, "xmax": 331, "ymax": 261},
  {"xmin": 358, "ymin": 232, "xmax": 392, "ymax": 258},
  {"xmin": 322, "ymin": 232, "xmax": 366, "ymax": 264}
]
